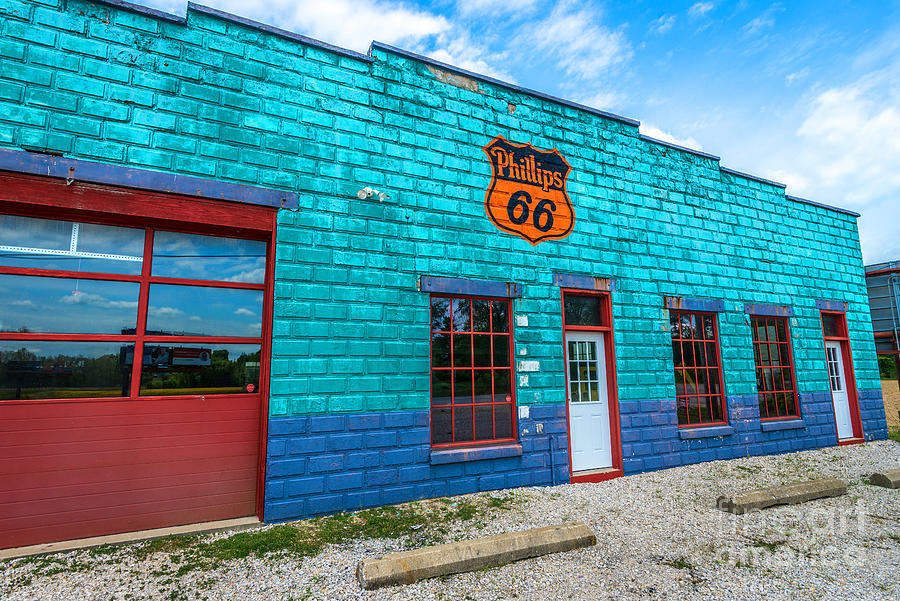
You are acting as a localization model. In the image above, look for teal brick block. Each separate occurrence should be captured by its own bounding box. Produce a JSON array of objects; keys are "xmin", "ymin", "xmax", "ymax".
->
[{"xmin": 1, "ymin": 61, "xmax": 53, "ymax": 86}]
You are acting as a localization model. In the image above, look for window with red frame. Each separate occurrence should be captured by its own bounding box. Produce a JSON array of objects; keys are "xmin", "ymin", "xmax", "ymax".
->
[
  {"xmin": 750, "ymin": 316, "xmax": 799, "ymax": 419},
  {"xmin": 0, "ymin": 214, "xmax": 267, "ymax": 401},
  {"xmin": 669, "ymin": 311, "xmax": 726, "ymax": 426},
  {"xmin": 430, "ymin": 295, "xmax": 514, "ymax": 446}
]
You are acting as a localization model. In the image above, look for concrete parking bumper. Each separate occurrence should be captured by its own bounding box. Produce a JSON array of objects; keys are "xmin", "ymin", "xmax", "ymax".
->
[
  {"xmin": 869, "ymin": 468, "xmax": 900, "ymax": 489},
  {"xmin": 357, "ymin": 522, "xmax": 596, "ymax": 590},
  {"xmin": 717, "ymin": 478, "xmax": 847, "ymax": 514}
]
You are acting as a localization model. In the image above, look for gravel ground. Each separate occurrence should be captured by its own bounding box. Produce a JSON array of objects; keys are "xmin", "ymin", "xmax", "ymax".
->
[
  {"xmin": 3, "ymin": 440, "xmax": 899, "ymax": 601},
  {"xmin": 882, "ymin": 380, "xmax": 899, "ymax": 428}
]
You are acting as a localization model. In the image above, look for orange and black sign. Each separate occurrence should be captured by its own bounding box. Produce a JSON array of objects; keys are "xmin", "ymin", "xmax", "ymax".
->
[{"xmin": 482, "ymin": 135, "xmax": 574, "ymax": 245}]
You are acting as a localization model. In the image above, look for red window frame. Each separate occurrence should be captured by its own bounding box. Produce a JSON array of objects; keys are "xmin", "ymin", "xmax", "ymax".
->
[
  {"xmin": 429, "ymin": 293, "xmax": 516, "ymax": 448},
  {"xmin": 750, "ymin": 316, "xmax": 800, "ymax": 420},
  {"xmin": 560, "ymin": 288, "xmax": 623, "ymax": 483},
  {"xmin": 669, "ymin": 310, "xmax": 727, "ymax": 427}
]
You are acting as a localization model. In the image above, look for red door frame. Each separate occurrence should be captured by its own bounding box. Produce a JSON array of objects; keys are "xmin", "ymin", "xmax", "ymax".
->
[
  {"xmin": 0, "ymin": 171, "xmax": 277, "ymax": 522},
  {"xmin": 559, "ymin": 288, "xmax": 623, "ymax": 483},
  {"xmin": 819, "ymin": 310, "xmax": 864, "ymax": 444}
]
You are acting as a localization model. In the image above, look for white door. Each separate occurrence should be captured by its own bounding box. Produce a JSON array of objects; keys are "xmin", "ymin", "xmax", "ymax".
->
[
  {"xmin": 565, "ymin": 332, "xmax": 612, "ymax": 472},
  {"xmin": 825, "ymin": 341, "xmax": 854, "ymax": 439}
]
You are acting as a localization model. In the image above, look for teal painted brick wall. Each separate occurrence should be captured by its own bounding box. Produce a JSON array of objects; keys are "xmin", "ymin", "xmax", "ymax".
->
[{"xmin": 0, "ymin": 1, "xmax": 882, "ymax": 427}]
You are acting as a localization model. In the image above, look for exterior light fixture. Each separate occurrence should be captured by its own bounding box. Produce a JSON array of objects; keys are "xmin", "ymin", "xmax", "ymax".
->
[{"xmin": 356, "ymin": 186, "xmax": 389, "ymax": 201}]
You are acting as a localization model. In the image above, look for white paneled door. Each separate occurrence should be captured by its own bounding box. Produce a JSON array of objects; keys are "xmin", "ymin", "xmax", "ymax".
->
[{"xmin": 825, "ymin": 341, "xmax": 854, "ymax": 439}]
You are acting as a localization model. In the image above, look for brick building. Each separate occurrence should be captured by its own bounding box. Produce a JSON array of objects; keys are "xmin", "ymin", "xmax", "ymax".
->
[{"xmin": 0, "ymin": 0, "xmax": 888, "ymax": 550}]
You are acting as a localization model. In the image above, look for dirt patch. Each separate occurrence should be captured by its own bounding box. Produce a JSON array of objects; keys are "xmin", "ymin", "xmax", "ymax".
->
[{"xmin": 883, "ymin": 380, "xmax": 900, "ymax": 428}]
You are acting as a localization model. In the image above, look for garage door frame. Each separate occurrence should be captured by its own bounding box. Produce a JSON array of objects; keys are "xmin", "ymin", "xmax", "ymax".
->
[{"xmin": 0, "ymin": 155, "xmax": 286, "ymax": 547}]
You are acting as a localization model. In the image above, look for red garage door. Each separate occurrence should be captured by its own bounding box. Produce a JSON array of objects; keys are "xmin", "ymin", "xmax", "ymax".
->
[{"xmin": 0, "ymin": 174, "xmax": 275, "ymax": 550}]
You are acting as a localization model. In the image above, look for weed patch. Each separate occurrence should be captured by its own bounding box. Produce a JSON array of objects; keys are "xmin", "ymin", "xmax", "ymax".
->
[{"xmin": 888, "ymin": 427, "xmax": 900, "ymax": 443}]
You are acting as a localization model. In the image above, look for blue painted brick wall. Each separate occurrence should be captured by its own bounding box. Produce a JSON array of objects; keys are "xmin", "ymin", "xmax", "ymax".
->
[
  {"xmin": 0, "ymin": 0, "xmax": 889, "ymax": 523},
  {"xmin": 266, "ymin": 404, "xmax": 569, "ymax": 519}
]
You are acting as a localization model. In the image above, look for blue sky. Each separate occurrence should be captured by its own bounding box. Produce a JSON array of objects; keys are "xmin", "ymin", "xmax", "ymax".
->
[{"xmin": 142, "ymin": 0, "xmax": 900, "ymax": 264}]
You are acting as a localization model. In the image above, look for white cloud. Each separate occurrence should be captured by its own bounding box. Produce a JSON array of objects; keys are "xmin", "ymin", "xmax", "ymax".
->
[
  {"xmin": 576, "ymin": 90, "xmax": 625, "ymax": 112},
  {"xmin": 225, "ymin": 267, "xmax": 266, "ymax": 283},
  {"xmin": 649, "ymin": 14, "xmax": 676, "ymax": 35},
  {"xmin": 688, "ymin": 2, "xmax": 715, "ymax": 20},
  {"xmin": 425, "ymin": 34, "xmax": 515, "ymax": 82},
  {"xmin": 10, "ymin": 300, "xmax": 34, "ymax": 307},
  {"xmin": 150, "ymin": 306, "xmax": 186, "ymax": 318},
  {"xmin": 639, "ymin": 124, "xmax": 704, "ymax": 151},
  {"xmin": 743, "ymin": 4, "xmax": 783, "ymax": 36},
  {"xmin": 761, "ymin": 55, "xmax": 900, "ymax": 263},
  {"xmin": 234, "ymin": 308, "xmax": 255, "ymax": 316},
  {"xmin": 525, "ymin": 2, "xmax": 631, "ymax": 82},
  {"xmin": 190, "ymin": 0, "xmax": 450, "ymax": 53},
  {"xmin": 58, "ymin": 292, "xmax": 138, "ymax": 310},
  {"xmin": 456, "ymin": 0, "xmax": 537, "ymax": 17}
]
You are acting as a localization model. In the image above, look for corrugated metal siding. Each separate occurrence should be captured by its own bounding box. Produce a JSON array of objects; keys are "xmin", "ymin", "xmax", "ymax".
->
[{"xmin": 0, "ymin": 395, "xmax": 259, "ymax": 549}]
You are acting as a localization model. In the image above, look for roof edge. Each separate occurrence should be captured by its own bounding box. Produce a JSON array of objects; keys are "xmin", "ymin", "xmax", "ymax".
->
[
  {"xmin": 90, "ymin": 1, "xmax": 373, "ymax": 62},
  {"xmin": 91, "ymin": 0, "xmax": 185, "ymax": 23},
  {"xmin": 720, "ymin": 166, "xmax": 786, "ymax": 189},
  {"xmin": 368, "ymin": 41, "xmax": 642, "ymax": 128},
  {"xmin": 638, "ymin": 134, "xmax": 720, "ymax": 161},
  {"xmin": 786, "ymin": 195, "xmax": 860, "ymax": 218},
  {"xmin": 186, "ymin": 3, "xmax": 372, "ymax": 63},
  {"xmin": 0, "ymin": 148, "xmax": 298, "ymax": 209}
]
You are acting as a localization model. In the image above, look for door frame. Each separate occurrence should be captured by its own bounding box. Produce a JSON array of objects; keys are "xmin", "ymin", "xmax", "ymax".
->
[
  {"xmin": 559, "ymin": 288, "xmax": 622, "ymax": 482},
  {"xmin": 819, "ymin": 310, "xmax": 863, "ymax": 443},
  {"xmin": 0, "ymin": 169, "xmax": 277, "ymax": 523}
]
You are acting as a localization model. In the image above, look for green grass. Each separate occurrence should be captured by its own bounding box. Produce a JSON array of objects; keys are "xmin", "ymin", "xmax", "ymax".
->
[
  {"xmin": 888, "ymin": 427, "xmax": 900, "ymax": 443},
  {"xmin": 2, "ymin": 490, "xmax": 529, "ymax": 596},
  {"xmin": 127, "ymin": 492, "xmax": 527, "ymax": 577},
  {"xmin": 748, "ymin": 538, "xmax": 787, "ymax": 553},
  {"xmin": 663, "ymin": 557, "xmax": 694, "ymax": 570}
]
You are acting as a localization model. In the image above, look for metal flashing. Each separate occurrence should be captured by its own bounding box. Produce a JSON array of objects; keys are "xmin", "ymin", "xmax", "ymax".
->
[
  {"xmin": 816, "ymin": 299, "xmax": 849, "ymax": 312},
  {"xmin": 186, "ymin": 3, "xmax": 373, "ymax": 62},
  {"xmin": 90, "ymin": 0, "xmax": 185, "ymax": 23},
  {"xmin": 0, "ymin": 148, "xmax": 298, "ymax": 210},
  {"xmin": 369, "ymin": 42, "xmax": 641, "ymax": 128},
  {"xmin": 638, "ymin": 135, "xmax": 720, "ymax": 162},
  {"xmin": 552, "ymin": 273, "xmax": 615, "ymax": 292},
  {"xmin": 786, "ymin": 195, "xmax": 860, "ymax": 218},
  {"xmin": 719, "ymin": 166, "xmax": 787, "ymax": 189},
  {"xmin": 744, "ymin": 303, "xmax": 795, "ymax": 318},
  {"xmin": 419, "ymin": 275, "xmax": 523, "ymax": 298},
  {"xmin": 89, "ymin": 1, "xmax": 373, "ymax": 63},
  {"xmin": 664, "ymin": 296, "xmax": 726, "ymax": 313}
]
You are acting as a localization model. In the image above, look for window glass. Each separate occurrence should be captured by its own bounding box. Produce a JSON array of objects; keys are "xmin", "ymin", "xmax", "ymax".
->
[
  {"xmin": 139, "ymin": 343, "xmax": 260, "ymax": 396},
  {"xmin": 0, "ymin": 275, "xmax": 139, "ymax": 334},
  {"xmin": 430, "ymin": 295, "xmax": 515, "ymax": 446},
  {"xmin": 0, "ymin": 341, "xmax": 132, "ymax": 400},
  {"xmin": 564, "ymin": 294, "xmax": 603, "ymax": 327},
  {"xmin": 0, "ymin": 215, "xmax": 144, "ymax": 274},
  {"xmin": 146, "ymin": 285, "xmax": 263, "ymax": 337},
  {"xmin": 669, "ymin": 311, "xmax": 726, "ymax": 426},
  {"xmin": 822, "ymin": 313, "xmax": 843, "ymax": 338},
  {"xmin": 491, "ymin": 301, "xmax": 508, "ymax": 333},
  {"xmin": 151, "ymin": 231, "xmax": 266, "ymax": 283},
  {"xmin": 751, "ymin": 316, "xmax": 799, "ymax": 419}
]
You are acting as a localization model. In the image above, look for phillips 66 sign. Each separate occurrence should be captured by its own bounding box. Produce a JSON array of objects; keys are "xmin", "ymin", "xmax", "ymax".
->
[{"xmin": 482, "ymin": 135, "xmax": 575, "ymax": 245}]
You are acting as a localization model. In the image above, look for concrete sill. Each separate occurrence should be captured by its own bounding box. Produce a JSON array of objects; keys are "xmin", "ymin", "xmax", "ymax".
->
[
  {"xmin": 678, "ymin": 425, "xmax": 735, "ymax": 440},
  {"xmin": 760, "ymin": 419, "xmax": 805, "ymax": 432},
  {"xmin": 430, "ymin": 443, "xmax": 523, "ymax": 465}
]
